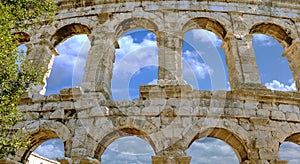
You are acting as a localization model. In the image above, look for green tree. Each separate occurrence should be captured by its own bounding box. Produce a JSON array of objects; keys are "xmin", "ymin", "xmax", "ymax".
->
[{"xmin": 0, "ymin": 0, "xmax": 56, "ymax": 158}]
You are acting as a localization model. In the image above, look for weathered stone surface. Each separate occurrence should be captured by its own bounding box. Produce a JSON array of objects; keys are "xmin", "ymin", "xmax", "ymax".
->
[{"xmin": 8, "ymin": 0, "xmax": 300, "ymax": 164}]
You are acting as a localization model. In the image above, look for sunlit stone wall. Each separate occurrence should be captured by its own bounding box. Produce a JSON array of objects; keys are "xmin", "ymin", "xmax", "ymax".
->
[{"xmin": 8, "ymin": 1, "xmax": 300, "ymax": 164}]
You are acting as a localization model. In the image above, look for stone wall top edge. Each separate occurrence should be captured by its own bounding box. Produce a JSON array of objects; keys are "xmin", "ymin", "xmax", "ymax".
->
[
  {"xmin": 54, "ymin": 0, "xmax": 300, "ymax": 6},
  {"xmin": 52, "ymin": 0, "xmax": 300, "ymax": 20},
  {"xmin": 19, "ymin": 88, "xmax": 300, "ymax": 106}
]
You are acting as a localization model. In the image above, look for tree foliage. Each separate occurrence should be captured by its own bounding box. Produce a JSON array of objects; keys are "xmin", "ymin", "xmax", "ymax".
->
[{"xmin": 0, "ymin": 0, "xmax": 56, "ymax": 158}]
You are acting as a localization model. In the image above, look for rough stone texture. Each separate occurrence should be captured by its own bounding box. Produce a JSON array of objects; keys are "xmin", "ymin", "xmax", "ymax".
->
[{"xmin": 9, "ymin": 0, "xmax": 300, "ymax": 164}]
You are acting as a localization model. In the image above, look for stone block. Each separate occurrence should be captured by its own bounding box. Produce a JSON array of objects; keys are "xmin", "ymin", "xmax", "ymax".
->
[
  {"xmin": 50, "ymin": 109, "xmax": 64, "ymax": 120},
  {"xmin": 285, "ymin": 112, "xmax": 299, "ymax": 122},
  {"xmin": 271, "ymin": 111, "xmax": 286, "ymax": 120},
  {"xmin": 279, "ymin": 104, "xmax": 299, "ymax": 113},
  {"xmin": 257, "ymin": 109, "xmax": 270, "ymax": 118}
]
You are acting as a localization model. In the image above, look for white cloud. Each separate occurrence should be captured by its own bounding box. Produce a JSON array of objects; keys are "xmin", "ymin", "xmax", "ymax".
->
[
  {"xmin": 147, "ymin": 79, "xmax": 158, "ymax": 85},
  {"xmin": 101, "ymin": 136, "xmax": 155, "ymax": 164},
  {"xmin": 111, "ymin": 34, "xmax": 158, "ymax": 100},
  {"xmin": 187, "ymin": 137, "xmax": 239, "ymax": 164},
  {"xmin": 182, "ymin": 50, "xmax": 213, "ymax": 80},
  {"xmin": 280, "ymin": 142, "xmax": 300, "ymax": 164},
  {"xmin": 253, "ymin": 34, "xmax": 277, "ymax": 47},
  {"xmin": 33, "ymin": 139, "xmax": 64, "ymax": 161},
  {"xmin": 265, "ymin": 80, "xmax": 296, "ymax": 91},
  {"xmin": 46, "ymin": 34, "xmax": 90, "ymax": 95},
  {"xmin": 114, "ymin": 35, "xmax": 157, "ymax": 70},
  {"xmin": 191, "ymin": 29, "xmax": 222, "ymax": 47}
]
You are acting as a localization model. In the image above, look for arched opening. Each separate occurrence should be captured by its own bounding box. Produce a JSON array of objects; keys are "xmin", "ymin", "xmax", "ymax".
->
[
  {"xmin": 187, "ymin": 128, "xmax": 248, "ymax": 163},
  {"xmin": 21, "ymin": 130, "xmax": 65, "ymax": 163},
  {"xmin": 50, "ymin": 23, "xmax": 91, "ymax": 47},
  {"xmin": 182, "ymin": 17, "xmax": 227, "ymax": 40},
  {"xmin": 279, "ymin": 133, "xmax": 300, "ymax": 163},
  {"xmin": 95, "ymin": 127, "xmax": 156, "ymax": 160},
  {"xmin": 111, "ymin": 29, "xmax": 158, "ymax": 100},
  {"xmin": 44, "ymin": 23, "xmax": 91, "ymax": 95},
  {"xmin": 250, "ymin": 23, "xmax": 292, "ymax": 48},
  {"xmin": 101, "ymin": 136, "xmax": 155, "ymax": 163},
  {"xmin": 182, "ymin": 28, "xmax": 229, "ymax": 90},
  {"xmin": 187, "ymin": 137, "xmax": 239, "ymax": 164},
  {"xmin": 45, "ymin": 34, "xmax": 91, "ymax": 95},
  {"xmin": 29, "ymin": 138, "xmax": 64, "ymax": 163},
  {"xmin": 115, "ymin": 18, "xmax": 158, "ymax": 40},
  {"xmin": 251, "ymin": 33, "xmax": 296, "ymax": 91},
  {"xmin": 15, "ymin": 32, "xmax": 30, "ymax": 44}
]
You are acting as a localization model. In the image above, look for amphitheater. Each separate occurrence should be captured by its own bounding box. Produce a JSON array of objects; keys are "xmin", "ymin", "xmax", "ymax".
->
[{"xmin": 4, "ymin": 0, "xmax": 300, "ymax": 163}]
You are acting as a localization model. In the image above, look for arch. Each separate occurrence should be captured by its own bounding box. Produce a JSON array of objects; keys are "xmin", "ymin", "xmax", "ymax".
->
[
  {"xmin": 279, "ymin": 133, "xmax": 300, "ymax": 163},
  {"xmin": 111, "ymin": 29, "xmax": 158, "ymax": 100},
  {"xmin": 45, "ymin": 34, "xmax": 91, "ymax": 95},
  {"xmin": 188, "ymin": 128, "xmax": 249, "ymax": 162},
  {"xmin": 94, "ymin": 127, "xmax": 156, "ymax": 159},
  {"xmin": 181, "ymin": 29, "xmax": 228, "ymax": 90},
  {"xmin": 252, "ymin": 33, "xmax": 295, "ymax": 91},
  {"xmin": 50, "ymin": 23, "xmax": 91, "ymax": 47},
  {"xmin": 182, "ymin": 17, "xmax": 227, "ymax": 40},
  {"xmin": 115, "ymin": 18, "xmax": 159, "ymax": 40},
  {"xmin": 20, "ymin": 130, "xmax": 60, "ymax": 162},
  {"xmin": 283, "ymin": 133, "xmax": 300, "ymax": 145},
  {"xmin": 250, "ymin": 22, "xmax": 293, "ymax": 48},
  {"xmin": 15, "ymin": 121, "xmax": 71, "ymax": 162},
  {"xmin": 14, "ymin": 32, "xmax": 30, "ymax": 43}
]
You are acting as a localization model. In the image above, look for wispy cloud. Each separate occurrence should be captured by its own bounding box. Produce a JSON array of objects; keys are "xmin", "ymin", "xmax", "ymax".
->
[
  {"xmin": 253, "ymin": 34, "xmax": 277, "ymax": 47},
  {"xmin": 112, "ymin": 34, "xmax": 158, "ymax": 100},
  {"xmin": 102, "ymin": 136, "xmax": 155, "ymax": 164},
  {"xmin": 187, "ymin": 137, "xmax": 239, "ymax": 164},
  {"xmin": 45, "ymin": 34, "xmax": 90, "ymax": 95},
  {"xmin": 280, "ymin": 142, "xmax": 300, "ymax": 164},
  {"xmin": 33, "ymin": 139, "xmax": 64, "ymax": 161},
  {"xmin": 191, "ymin": 29, "xmax": 222, "ymax": 47},
  {"xmin": 182, "ymin": 50, "xmax": 213, "ymax": 84}
]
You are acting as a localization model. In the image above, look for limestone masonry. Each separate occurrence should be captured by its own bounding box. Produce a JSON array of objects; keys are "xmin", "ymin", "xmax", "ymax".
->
[{"xmin": 6, "ymin": 0, "xmax": 300, "ymax": 164}]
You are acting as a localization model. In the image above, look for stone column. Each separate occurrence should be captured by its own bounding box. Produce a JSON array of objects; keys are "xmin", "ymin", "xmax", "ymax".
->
[
  {"xmin": 26, "ymin": 40, "xmax": 58, "ymax": 95},
  {"xmin": 222, "ymin": 33, "xmax": 265, "ymax": 89},
  {"xmin": 157, "ymin": 31, "xmax": 185, "ymax": 85},
  {"xmin": 81, "ymin": 32, "xmax": 116, "ymax": 99},
  {"xmin": 283, "ymin": 41, "xmax": 300, "ymax": 91},
  {"xmin": 152, "ymin": 156, "xmax": 191, "ymax": 164},
  {"xmin": 248, "ymin": 118, "xmax": 282, "ymax": 164}
]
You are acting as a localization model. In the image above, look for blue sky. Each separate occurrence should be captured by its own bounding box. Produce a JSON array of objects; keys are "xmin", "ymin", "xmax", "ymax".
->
[{"xmin": 18, "ymin": 29, "xmax": 299, "ymax": 163}]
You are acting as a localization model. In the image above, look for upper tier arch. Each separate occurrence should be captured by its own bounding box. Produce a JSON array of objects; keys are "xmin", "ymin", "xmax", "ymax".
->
[
  {"xmin": 50, "ymin": 23, "xmax": 91, "ymax": 47},
  {"xmin": 115, "ymin": 17, "xmax": 159, "ymax": 40},
  {"xmin": 250, "ymin": 22, "xmax": 293, "ymax": 48},
  {"xmin": 182, "ymin": 17, "xmax": 227, "ymax": 40}
]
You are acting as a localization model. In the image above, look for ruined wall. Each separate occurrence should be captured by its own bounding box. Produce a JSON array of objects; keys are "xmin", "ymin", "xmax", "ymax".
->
[{"xmin": 10, "ymin": 0, "xmax": 300, "ymax": 164}]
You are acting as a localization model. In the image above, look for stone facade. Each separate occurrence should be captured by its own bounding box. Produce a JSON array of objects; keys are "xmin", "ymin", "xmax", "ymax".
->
[{"xmin": 9, "ymin": 0, "xmax": 300, "ymax": 164}]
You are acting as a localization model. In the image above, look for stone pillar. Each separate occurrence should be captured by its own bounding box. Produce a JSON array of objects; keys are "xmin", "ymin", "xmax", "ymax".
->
[
  {"xmin": 81, "ymin": 32, "xmax": 115, "ymax": 99},
  {"xmin": 248, "ymin": 118, "xmax": 282, "ymax": 164},
  {"xmin": 26, "ymin": 40, "xmax": 58, "ymax": 95},
  {"xmin": 283, "ymin": 41, "xmax": 300, "ymax": 91},
  {"xmin": 157, "ymin": 31, "xmax": 185, "ymax": 85},
  {"xmin": 152, "ymin": 156, "xmax": 191, "ymax": 164},
  {"xmin": 222, "ymin": 33, "xmax": 265, "ymax": 89}
]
